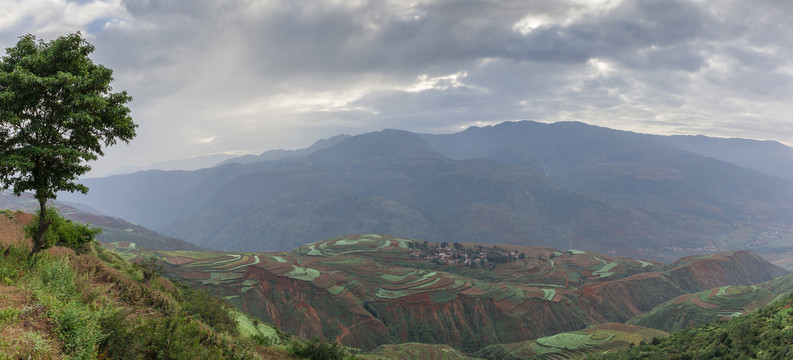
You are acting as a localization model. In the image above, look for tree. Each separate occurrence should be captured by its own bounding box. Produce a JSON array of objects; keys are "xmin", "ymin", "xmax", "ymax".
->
[{"xmin": 0, "ymin": 33, "xmax": 136, "ymax": 253}]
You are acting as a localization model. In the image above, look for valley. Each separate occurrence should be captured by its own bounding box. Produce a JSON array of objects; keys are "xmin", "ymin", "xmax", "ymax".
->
[{"xmin": 106, "ymin": 233, "xmax": 789, "ymax": 355}]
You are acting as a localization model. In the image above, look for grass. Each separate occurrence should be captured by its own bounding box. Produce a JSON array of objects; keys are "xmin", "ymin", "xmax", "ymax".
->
[
  {"xmin": 0, "ymin": 242, "xmax": 296, "ymax": 359},
  {"xmin": 0, "ymin": 307, "xmax": 21, "ymax": 327}
]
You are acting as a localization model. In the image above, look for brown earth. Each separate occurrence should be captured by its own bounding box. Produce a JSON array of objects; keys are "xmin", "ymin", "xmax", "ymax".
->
[
  {"xmin": 0, "ymin": 212, "xmax": 31, "ymax": 249},
  {"xmin": 147, "ymin": 235, "xmax": 787, "ymax": 351}
]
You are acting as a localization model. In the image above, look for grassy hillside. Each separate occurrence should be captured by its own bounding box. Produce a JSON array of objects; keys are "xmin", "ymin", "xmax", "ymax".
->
[
  {"xmin": 597, "ymin": 290, "xmax": 793, "ymax": 359},
  {"xmin": 627, "ymin": 285, "xmax": 776, "ymax": 333},
  {"xmin": 0, "ymin": 211, "xmax": 353, "ymax": 359}
]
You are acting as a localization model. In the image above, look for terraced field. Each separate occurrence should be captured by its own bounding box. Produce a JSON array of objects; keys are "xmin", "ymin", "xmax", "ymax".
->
[
  {"xmin": 627, "ymin": 285, "xmax": 777, "ymax": 332},
  {"xmin": 105, "ymin": 234, "xmax": 786, "ymax": 352},
  {"xmin": 477, "ymin": 323, "xmax": 666, "ymax": 359}
]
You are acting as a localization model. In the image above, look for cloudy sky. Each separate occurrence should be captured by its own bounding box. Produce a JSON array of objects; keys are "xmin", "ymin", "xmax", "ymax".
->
[{"xmin": 1, "ymin": 0, "xmax": 792, "ymax": 176}]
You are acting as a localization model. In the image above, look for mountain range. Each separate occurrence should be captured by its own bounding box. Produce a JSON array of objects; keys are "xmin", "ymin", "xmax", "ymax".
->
[{"xmin": 58, "ymin": 121, "xmax": 793, "ymax": 263}]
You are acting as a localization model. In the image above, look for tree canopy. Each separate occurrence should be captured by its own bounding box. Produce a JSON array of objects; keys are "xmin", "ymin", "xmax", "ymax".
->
[{"xmin": 0, "ymin": 33, "xmax": 136, "ymax": 252}]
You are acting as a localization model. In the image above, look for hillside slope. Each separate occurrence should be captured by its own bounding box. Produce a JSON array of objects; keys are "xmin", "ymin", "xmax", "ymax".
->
[
  {"xmin": 0, "ymin": 213, "xmax": 295, "ymax": 359},
  {"xmin": 598, "ymin": 289, "xmax": 793, "ymax": 359},
  {"xmin": 0, "ymin": 192, "xmax": 207, "ymax": 251},
  {"xmin": 112, "ymin": 234, "xmax": 787, "ymax": 352},
  {"xmin": 0, "ymin": 211, "xmax": 373, "ymax": 360}
]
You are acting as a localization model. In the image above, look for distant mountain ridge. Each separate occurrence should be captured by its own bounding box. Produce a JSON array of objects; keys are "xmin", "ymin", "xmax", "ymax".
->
[
  {"xmin": 102, "ymin": 153, "xmax": 241, "ymax": 176},
  {"xmin": 216, "ymin": 134, "xmax": 352, "ymax": 166},
  {"xmin": 653, "ymin": 134, "xmax": 793, "ymax": 181},
  {"xmin": 421, "ymin": 121, "xmax": 793, "ymax": 181},
  {"xmin": 59, "ymin": 121, "xmax": 793, "ymax": 263}
]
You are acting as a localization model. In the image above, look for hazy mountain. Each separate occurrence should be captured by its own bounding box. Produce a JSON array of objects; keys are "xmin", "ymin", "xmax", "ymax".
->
[
  {"xmin": 652, "ymin": 134, "xmax": 793, "ymax": 181},
  {"xmin": 102, "ymin": 153, "xmax": 241, "ymax": 176},
  {"xmin": 216, "ymin": 134, "xmax": 352, "ymax": 166},
  {"xmin": 0, "ymin": 191, "xmax": 206, "ymax": 251},
  {"xmin": 422, "ymin": 121, "xmax": 793, "ymax": 216},
  {"xmin": 58, "ymin": 122, "xmax": 793, "ymax": 261}
]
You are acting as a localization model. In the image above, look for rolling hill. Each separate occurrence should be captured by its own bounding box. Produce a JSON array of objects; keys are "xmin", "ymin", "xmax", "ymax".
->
[
  {"xmin": 598, "ymin": 287, "xmax": 793, "ymax": 359},
  {"xmin": 108, "ymin": 234, "xmax": 787, "ymax": 352}
]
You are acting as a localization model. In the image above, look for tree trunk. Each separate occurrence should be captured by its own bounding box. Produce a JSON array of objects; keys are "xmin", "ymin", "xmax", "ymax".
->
[{"xmin": 31, "ymin": 197, "xmax": 50, "ymax": 253}]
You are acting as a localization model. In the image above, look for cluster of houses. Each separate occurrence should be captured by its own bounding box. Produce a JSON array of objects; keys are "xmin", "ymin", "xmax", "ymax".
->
[
  {"xmin": 662, "ymin": 244, "xmax": 718, "ymax": 253},
  {"xmin": 408, "ymin": 242, "xmax": 524, "ymax": 266},
  {"xmin": 745, "ymin": 228, "xmax": 781, "ymax": 248}
]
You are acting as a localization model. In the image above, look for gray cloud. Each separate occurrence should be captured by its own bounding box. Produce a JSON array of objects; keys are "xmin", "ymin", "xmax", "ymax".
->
[{"xmin": 1, "ymin": 0, "xmax": 792, "ymax": 175}]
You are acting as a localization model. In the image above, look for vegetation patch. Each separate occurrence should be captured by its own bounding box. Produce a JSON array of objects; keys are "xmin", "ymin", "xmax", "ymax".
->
[
  {"xmin": 211, "ymin": 254, "xmax": 241, "ymax": 265},
  {"xmin": 322, "ymin": 258, "xmax": 362, "ymax": 265},
  {"xmin": 393, "ymin": 238, "xmax": 412, "ymax": 249},
  {"xmin": 233, "ymin": 310, "xmax": 279, "ymax": 343},
  {"xmin": 327, "ymin": 285, "xmax": 345, "ymax": 296},
  {"xmin": 380, "ymin": 273, "xmax": 409, "ymax": 282},
  {"xmin": 376, "ymin": 288, "xmax": 409, "ymax": 299},
  {"xmin": 225, "ymin": 255, "xmax": 260, "ymax": 271},
  {"xmin": 413, "ymin": 277, "xmax": 441, "ymax": 289},
  {"xmin": 335, "ymin": 238, "xmax": 373, "ymax": 246},
  {"xmin": 306, "ymin": 244, "xmax": 323, "ymax": 256},
  {"xmin": 542, "ymin": 289, "xmax": 556, "ymax": 301},
  {"xmin": 199, "ymin": 272, "xmax": 244, "ymax": 285},
  {"xmin": 536, "ymin": 331, "xmax": 614, "ymax": 350},
  {"xmin": 0, "ymin": 307, "xmax": 21, "ymax": 327},
  {"xmin": 375, "ymin": 240, "xmax": 392, "ymax": 249},
  {"xmin": 285, "ymin": 266, "xmax": 321, "ymax": 281},
  {"xmin": 406, "ymin": 271, "xmax": 437, "ymax": 285},
  {"xmin": 594, "ymin": 262, "xmax": 618, "ymax": 278}
]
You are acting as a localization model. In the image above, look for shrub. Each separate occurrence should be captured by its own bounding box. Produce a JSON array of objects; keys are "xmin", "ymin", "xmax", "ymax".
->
[
  {"xmin": 24, "ymin": 207, "xmax": 101, "ymax": 251},
  {"xmin": 179, "ymin": 284, "xmax": 238, "ymax": 335},
  {"xmin": 33, "ymin": 256, "xmax": 77, "ymax": 300},
  {"xmin": 132, "ymin": 257, "xmax": 163, "ymax": 283},
  {"xmin": 51, "ymin": 301, "xmax": 106, "ymax": 360},
  {"xmin": 289, "ymin": 338, "xmax": 350, "ymax": 360},
  {"xmin": 0, "ymin": 244, "xmax": 29, "ymax": 285}
]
